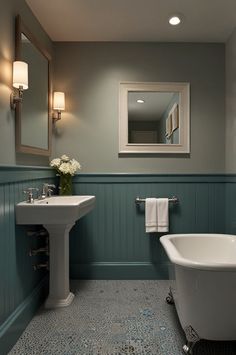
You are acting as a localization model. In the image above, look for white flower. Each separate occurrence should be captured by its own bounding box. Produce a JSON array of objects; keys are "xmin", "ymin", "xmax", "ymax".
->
[
  {"xmin": 50, "ymin": 158, "xmax": 61, "ymax": 168},
  {"xmin": 71, "ymin": 159, "xmax": 81, "ymax": 171},
  {"xmin": 59, "ymin": 162, "xmax": 72, "ymax": 175},
  {"xmin": 61, "ymin": 154, "xmax": 70, "ymax": 162}
]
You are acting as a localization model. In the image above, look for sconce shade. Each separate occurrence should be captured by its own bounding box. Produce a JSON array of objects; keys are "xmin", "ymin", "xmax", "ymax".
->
[
  {"xmin": 13, "ymin": 61, "xmax": 28, "ymax": 90},
  {"xmin": 53, "ymin": 92, "xmax": 65, "ymax": 111}
]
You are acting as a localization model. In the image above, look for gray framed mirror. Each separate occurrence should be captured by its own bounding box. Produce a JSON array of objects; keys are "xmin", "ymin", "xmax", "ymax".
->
[
  {"xmin": 15, "ymin": 15, "xmax": 52, "ymax": 156},
  {"xmin": 119, "ymin": 82, "xmax": 190, "ymax": 154}
]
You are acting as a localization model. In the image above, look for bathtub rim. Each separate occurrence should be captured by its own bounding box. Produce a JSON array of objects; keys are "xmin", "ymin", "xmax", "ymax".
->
[{"xmin": 160, "ymin": 233, "xmax": 236, "ymax": 271}]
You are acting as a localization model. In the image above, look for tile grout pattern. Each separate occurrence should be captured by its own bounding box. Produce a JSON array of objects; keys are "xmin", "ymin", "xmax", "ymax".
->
[{"xmin": 8, "ymin": 280, "xmax": 236, "ymax": 355}]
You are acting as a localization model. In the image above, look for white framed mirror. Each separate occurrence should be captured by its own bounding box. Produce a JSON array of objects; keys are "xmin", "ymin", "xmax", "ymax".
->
[{"xmin": 119, "ymin": 82, "xmax": 190, "ymax": 154}]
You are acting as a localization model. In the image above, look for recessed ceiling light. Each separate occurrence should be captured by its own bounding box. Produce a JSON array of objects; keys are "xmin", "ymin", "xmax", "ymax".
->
[
  {"xmin": 137, "ymin": 99, "xmax": 145, "ymax": 104},
  {"xmin": 169, "ymin": 15, "xmax": 182, "ymax": 26}
]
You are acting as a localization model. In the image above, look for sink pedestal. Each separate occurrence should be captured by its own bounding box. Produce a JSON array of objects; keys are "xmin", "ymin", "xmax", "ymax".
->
[
  {"xmin": 43, "ymin": 223, "xmax": 75, "ymax": 308},
  {"xmin": 16, "ymin": 195, "xmax": 96, "ymax": 308}
]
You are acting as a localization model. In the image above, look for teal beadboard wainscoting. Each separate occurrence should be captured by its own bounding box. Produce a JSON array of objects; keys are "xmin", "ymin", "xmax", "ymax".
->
[
  {"xmin": 70, "ymin": 174, "xmax": 231, "ymax": 280},
  {"xmin": 225, "ymin": 175, "xmax": 236, "ymax": 235},
  {"xmin": 1, "ymin": 170, "xmax": 236, "ymax": 354},
  {"xmin": 0, "ymin": 166, "xmax": 55, "ymax": 355}
]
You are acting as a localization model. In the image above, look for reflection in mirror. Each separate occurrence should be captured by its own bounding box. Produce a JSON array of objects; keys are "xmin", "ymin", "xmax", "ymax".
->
[
  {"xmin": 21, "ymin": 34, "xmax": 49, "ymax": 149},
  {"xmin": 128, "ymin": 92, "xmax": 179, "ymax": 144},
  {"xmin": 15, "ymin": 15, "xmax": 51, "ymax": 156},
  {"xmin": 119, "ymin": 82, "xmax": 190, "ymax": 154}
]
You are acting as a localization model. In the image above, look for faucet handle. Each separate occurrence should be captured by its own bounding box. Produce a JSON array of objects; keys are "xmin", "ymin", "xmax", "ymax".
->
[
  {"xmin": 47, "ymin": 185, "xmax": 56, "ymax": 197},
  {"xmin": 23, "ymin": 188, "xmax": 39, "ymax": 203},
  {"xmin": 47, "ymin": 184, "xmax": 56, "ymax": 189},
  {"xmin": 42, "ymin": 183, "xmax": 56, "ymax": 198}
]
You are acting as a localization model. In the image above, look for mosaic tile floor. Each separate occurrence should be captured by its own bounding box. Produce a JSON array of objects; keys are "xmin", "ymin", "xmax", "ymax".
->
[{"xmin": 8, "ymin": 280, "xmax": 236, "ymax": 355}]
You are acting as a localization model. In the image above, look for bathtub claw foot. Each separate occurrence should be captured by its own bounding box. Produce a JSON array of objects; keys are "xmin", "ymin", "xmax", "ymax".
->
[
  {"xmin": 183, "ymin": 326, "xmax": 200, "ymax": 354},
  {"xmin": 183, "ymin": 342, "xmax": 194, "ymax": 354},
  {"xmin": 166, "ymin": 287, "xmax": 174, "ymax": 304}
]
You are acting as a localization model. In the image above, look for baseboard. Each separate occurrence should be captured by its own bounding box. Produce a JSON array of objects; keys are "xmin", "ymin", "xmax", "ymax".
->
[
  {"xmin": 70, "ymin": 262, "xmax": 172, "ymax": 280},
  {"xmin": 0, "ymin": 276, "xmax": 48, "ymax": 355}
]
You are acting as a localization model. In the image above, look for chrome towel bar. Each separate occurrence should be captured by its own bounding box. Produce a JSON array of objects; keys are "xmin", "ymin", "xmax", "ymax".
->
[{"xmin": 135, "ymin": 196, "xmax": 179, "ymax": 204}]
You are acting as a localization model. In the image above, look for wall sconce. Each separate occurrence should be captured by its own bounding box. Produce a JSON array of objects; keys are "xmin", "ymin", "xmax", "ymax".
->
[
  {"xmin": 53, "ymin": 92, "xmax": 65, "ymax": 122},
  {"xmin": 10, "ymin": 61, "xmax": 28, "ymax": 109}
]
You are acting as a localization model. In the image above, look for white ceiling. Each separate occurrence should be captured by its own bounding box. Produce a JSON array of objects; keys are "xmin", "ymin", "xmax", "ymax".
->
[
  {"xmin": 128, "ymin": 92, "xmax": 175, "ymax": 121},
  {"xmin": 26, "ymin": 0, "xmax": 236, "ymax": 42}
]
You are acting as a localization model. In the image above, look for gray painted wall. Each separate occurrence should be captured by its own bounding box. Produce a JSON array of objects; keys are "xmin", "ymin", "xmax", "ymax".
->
[
  {"xmin": 0, "ymin": 0, "xmax": 53, "ymax": 166},
  {"xmin": 0, "ymin": 3, "xmax": 227, "ymax": 173},
  {"xmin": 53, "ymin": 42, "xmax": 225, "ymax": 173},
  {"xmin": 226, "ymin": 28, "xmax": 236, "ymax": 173}
]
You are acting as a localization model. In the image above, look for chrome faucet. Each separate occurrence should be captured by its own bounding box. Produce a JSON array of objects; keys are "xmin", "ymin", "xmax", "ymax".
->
[
  {"xmin": 41, "ymin": 183, "xmax": 56, "ymax": 199},
  {"xmin": 23, "ymin": 188, "xmax": 39, "ymax": 203}
]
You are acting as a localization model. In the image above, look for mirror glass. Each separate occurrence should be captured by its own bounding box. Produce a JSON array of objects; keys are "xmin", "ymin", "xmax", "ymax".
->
[
  {"xmin": 15, "ymin": 16, "xmax": 51, "ymax": 156},
  {"xmin": 21, "ymin": 34, "xmax": 48, "ymax": 149},
  {"xmin": 119, "ymin": 82, "xmax": 190, "ymax": 154},
  {"xmin": 128, "ymin": 91, "xmax": 179, "ymax": 144}
]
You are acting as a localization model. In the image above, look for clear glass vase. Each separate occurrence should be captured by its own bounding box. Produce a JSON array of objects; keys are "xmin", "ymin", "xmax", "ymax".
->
[{"xmin": 59, "ymin": 174, "xmax": 73, "ymax": 195}]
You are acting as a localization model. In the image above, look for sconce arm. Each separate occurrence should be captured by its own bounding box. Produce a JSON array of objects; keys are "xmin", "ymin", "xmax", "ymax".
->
[
  {"xmin": 10, "ymin": 86, "xmax": 24, "ymax": 110},
  {"xmin": 52, "ymin": 110, "xmax": 62, "ymax": 122}
]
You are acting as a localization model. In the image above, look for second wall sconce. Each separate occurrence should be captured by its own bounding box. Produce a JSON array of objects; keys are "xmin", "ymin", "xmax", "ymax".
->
[
  {"xmin": 53, "ymin": 92, "xmax": 65, "ymax": 122},
  {"xmin": 10, "ymin": 61, "xmax": 28, "ymax": 110}
]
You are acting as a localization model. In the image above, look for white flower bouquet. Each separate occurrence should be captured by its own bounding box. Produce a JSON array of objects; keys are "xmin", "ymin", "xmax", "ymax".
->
[
  {"xmin": 50, "ymin": 154, "xmax": 81, "ymax": 195},
  {"xmin": 50, "ymin": 154, "xmax": 81, "ymax": 176}
]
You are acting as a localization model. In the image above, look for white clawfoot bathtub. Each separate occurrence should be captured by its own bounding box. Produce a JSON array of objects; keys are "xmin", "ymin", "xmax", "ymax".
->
[{"xmin": 160, "ymin": 234, "xmax": 236, "ymax": 354}]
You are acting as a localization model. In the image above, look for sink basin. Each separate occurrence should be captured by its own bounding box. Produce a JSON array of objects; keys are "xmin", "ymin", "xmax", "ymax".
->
[
  {"xmin": 16, "ymin": 195, "xmax": 95, "ymax": 225},
  {"xmin": 15, "ymin": 195, "xmax": 95, "ymax": 309}
]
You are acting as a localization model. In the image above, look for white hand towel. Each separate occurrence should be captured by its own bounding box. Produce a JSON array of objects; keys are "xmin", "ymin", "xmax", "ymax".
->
[
  {"xmin": 145, "ymin": 198, "xmax": 158, "ymax": 233},
  {"xmin": 157, "ymin": 198, "xmax": 169, "ymax": 232}
]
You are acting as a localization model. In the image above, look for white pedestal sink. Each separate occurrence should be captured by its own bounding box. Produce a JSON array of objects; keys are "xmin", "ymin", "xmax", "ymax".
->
[{"xmin": 16, "ymin": 195, "xmax": 95, "ymax": 308}]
